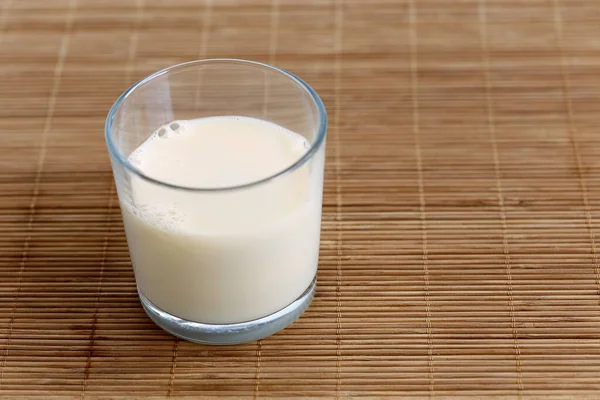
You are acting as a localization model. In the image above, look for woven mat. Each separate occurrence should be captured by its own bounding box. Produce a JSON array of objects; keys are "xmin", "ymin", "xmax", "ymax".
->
[{"xmin": 1, "ymin": 0, "xmax": 600, "ymax": 398}]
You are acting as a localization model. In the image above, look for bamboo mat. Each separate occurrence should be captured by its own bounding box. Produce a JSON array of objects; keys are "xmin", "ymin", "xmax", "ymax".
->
[{"xmin": 1, "ymin": 0, "xmax": 600, "ymax": 398}]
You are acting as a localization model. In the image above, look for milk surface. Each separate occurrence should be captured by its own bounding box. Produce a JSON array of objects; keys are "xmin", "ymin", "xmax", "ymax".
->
[{"xmin": 120, "ymin": 116, "xmax": 323, "ymax": 324}]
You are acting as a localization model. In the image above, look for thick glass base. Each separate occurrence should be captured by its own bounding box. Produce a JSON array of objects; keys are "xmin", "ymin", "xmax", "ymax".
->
[{"xmin": 139, "ymin": 277, "xmax": 316, "ymax": 345}]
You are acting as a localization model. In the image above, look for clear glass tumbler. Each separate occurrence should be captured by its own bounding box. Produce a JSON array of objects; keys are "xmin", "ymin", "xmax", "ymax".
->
[{"xmin": 105, "ymin": 60, "xmax": 327, "ymax": 345}]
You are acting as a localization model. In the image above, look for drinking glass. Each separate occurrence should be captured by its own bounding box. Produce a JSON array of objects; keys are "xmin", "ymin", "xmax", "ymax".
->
[{"xmin": 105, "ymin": 59, "xmax": 327, "ymax": 345}]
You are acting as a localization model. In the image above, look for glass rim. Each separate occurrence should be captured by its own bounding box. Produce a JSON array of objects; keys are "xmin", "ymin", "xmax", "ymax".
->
[{"xmin": 105, "ymin": 58, "xmax": 327, "ymax": 192}]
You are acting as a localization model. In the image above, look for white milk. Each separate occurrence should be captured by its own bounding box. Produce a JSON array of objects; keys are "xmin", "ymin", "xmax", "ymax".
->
[{"xmin": 119, "ymin": 116, "xmax": 323, "ymax": 324}]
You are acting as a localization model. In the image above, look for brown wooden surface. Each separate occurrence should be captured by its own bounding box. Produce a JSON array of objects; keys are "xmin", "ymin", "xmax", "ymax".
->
[{"xmin": 1, "ymin": 0, "xmax": 600, "ymax": 398}]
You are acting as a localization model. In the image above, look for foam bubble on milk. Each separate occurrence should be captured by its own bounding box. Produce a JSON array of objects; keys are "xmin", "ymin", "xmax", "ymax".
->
[
  {"xmin": 129, "ymin": 203, "xmax": 186, "ymax": 232},
  {"xmin": 130, "ymin": 120, "xmax": 188, "ymax": 165},
  {"xmin": 125, "ymin": 121, "xmax": 192, "ymax": 231}
]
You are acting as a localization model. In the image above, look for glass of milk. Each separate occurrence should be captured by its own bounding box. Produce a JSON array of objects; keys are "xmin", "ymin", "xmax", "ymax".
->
[{"xmin": 105, "ymin": 59, "xmax": 326, "ymax": 345}]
